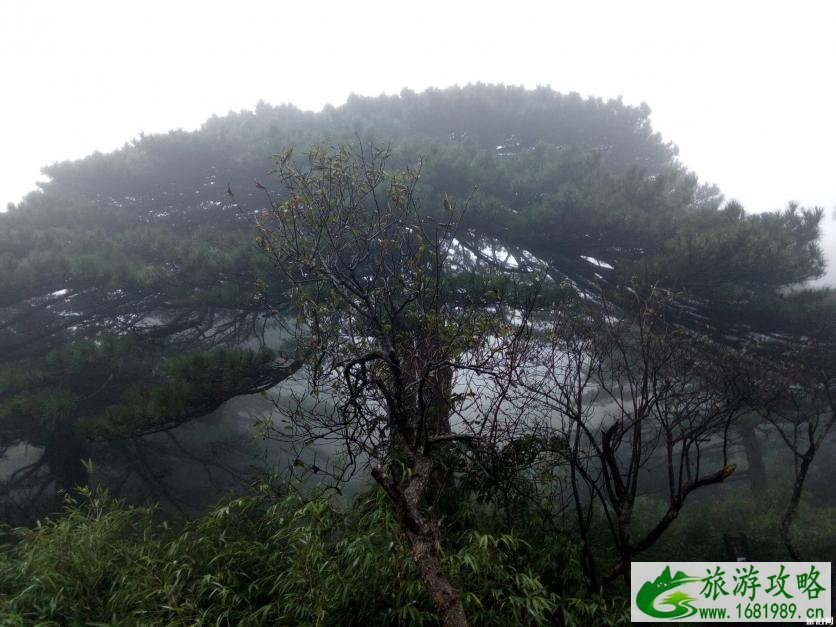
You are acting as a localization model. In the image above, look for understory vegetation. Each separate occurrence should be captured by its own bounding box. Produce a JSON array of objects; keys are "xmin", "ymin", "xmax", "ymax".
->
[
  {"xmin": 0, "ymin": 485, "xmax": 623, "ymax": 626},
  {"xmin": 1, "ymin": 478, "xmax": 833, "ymax": 625}
]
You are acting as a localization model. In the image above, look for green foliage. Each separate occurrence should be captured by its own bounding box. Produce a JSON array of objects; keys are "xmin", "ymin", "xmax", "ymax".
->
[
  {"xmin": 0, "ymin": 489, "xmax": 159, "ymax": 625},
  {"xmin": 633, "ymin": 482, "xmax": 836, "ymax": 563},
  {"xmin": 80, "ymin": 347, "xmax": 280, "ymax": 439},
  {"xmin": 7, "ymin": 476, "xmax": 831, "ymax": 625},
  {"xmin": 626, "ymin": 202, "xmax": 825, "ymax": 299},
  {"xmin": 0, "ymin": 486, "xmax": 615, "ymax": 626},
  {"xmin": 1, "ymin": 340, "xmax": 280, "ymax": 445}
]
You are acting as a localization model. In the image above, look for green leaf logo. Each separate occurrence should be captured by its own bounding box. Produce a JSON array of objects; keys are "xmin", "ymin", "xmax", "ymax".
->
[{"xmin": 636, "ymin": 566, "xmax": 701, "ymax": 620}]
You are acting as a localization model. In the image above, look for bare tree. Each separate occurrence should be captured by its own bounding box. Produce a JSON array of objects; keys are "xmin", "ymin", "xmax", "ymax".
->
[
  {"xmin": 755, "ymin": 335, "xmax": 836, "ymax": 560},
  {"xmin": 518, "ymin": 287, "xmax": 742, "ymax": 586},
  {"xmin": 256, "ymin": 144, "xmax": 537, "ymax": 627}
]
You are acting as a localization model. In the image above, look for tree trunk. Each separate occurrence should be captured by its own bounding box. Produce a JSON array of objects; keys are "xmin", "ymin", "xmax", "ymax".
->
[
  {"xmin": 42, "ymin": 427, "xmax": 89, "ymax": 493},
  {"xmin": 617, "ymin": 501, "xmax": 633, "ymax": 585},
  {"xmin": 738, "ymin": 423, "xmax": 767, "ymax": 492},
  {"xmin": 373, "ymin": 455, "xmax": 468, "ymax": 627},
  {"xmin": 405, "ymin": 525, "xmax": 468, "ymax": 626},
  {"xmin": 427, "ymin": 365, "xmax": 454, "ymax": 496},
  {"xmin": 781, "ymin": 448, "xmax": 815, "ymax": 561}
]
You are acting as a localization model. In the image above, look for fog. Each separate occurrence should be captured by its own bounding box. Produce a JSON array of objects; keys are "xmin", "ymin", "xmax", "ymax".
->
[
  {"xmin": 1, "ymin": 4, "xmax": 834, "ymax": 623},
  {"xmin": 3, "ymin": 1, "xmax": 835, "ymax": 213}
]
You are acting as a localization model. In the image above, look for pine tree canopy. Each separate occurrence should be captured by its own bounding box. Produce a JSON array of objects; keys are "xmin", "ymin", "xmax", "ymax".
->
[{"xmin": 1, "ymin": 84, "xmax": 832, "ymax": 490}]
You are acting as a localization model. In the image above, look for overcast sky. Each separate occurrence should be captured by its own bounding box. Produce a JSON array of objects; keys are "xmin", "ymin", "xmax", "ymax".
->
[{"xmin": 2, "ymin": 1, "xmax": 834, "ymax": 241}]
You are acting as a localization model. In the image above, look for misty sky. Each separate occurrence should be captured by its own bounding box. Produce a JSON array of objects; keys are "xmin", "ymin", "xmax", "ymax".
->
[{"xmin": 2, "ymin": 1, "xmax": 835, "ymax": 256}]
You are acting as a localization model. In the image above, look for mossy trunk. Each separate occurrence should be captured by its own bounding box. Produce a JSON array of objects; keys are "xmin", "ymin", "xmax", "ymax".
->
[{"xmin": 373, "ymin": 454, "xmax": 468, "ymax": 627}]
